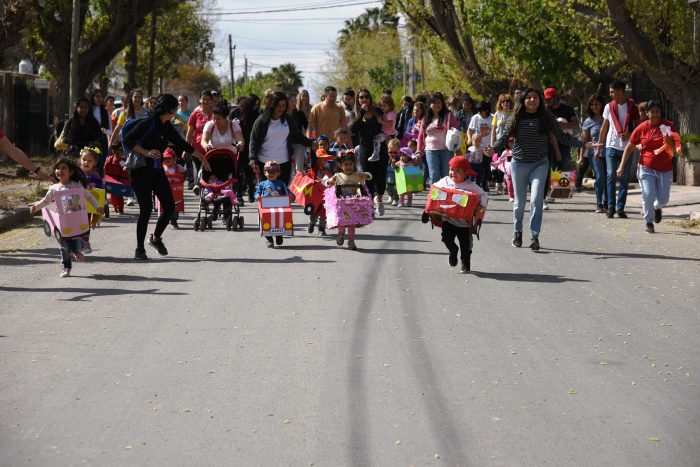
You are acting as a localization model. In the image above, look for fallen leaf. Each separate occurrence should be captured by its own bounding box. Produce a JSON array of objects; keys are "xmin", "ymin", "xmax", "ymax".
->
[{"xmin": 568, "ymin": 389, "xmax": 577, "ymax": 395}]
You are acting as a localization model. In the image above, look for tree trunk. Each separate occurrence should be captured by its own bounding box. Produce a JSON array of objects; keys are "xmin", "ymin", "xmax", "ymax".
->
[
  {"xmin": 55, "ymin": 69, "xmax": 71, "ymax": 119},
  {"xmin": 125, "ymin": 33, "xmax": 138, "ymax": 92},
  {"xmin": 146, "ymin": 4, "xmax": 157, "ymax": 96},
  {"xmin": 673, "ymin": 86, "xmax": 700, "ymax": 135}
]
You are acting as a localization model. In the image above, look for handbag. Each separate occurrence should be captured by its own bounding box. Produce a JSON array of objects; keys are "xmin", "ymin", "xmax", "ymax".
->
[
  {"xmin": 445, "ymin": 127, "xmax": 462, "ymax": 152},
  {"xmin": 124, "ymin": 151, "xmax": 146, "ymax": 170}
]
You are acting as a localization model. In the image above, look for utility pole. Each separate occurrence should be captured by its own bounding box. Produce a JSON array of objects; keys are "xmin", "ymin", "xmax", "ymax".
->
[
  {"xmin": 402, "ymin": 58, "xmax": 407, "ymax": 97},
  {"xmin": 244, "ymin": 55, "xmax": 248, "ymax": 83},
  {"xmin": 229, "ymin": 34, "xmax": 235, "ymax": 99},
  {"xmin": 409, "ymin": 43, "xmax": 416, "ymax": 97},
  {"xmin": 69, "ymin": 0, "xmax": 81, "ymax": 113}
]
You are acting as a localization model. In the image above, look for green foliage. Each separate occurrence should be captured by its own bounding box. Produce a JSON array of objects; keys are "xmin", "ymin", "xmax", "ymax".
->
[
  {"xmin": 232, "ymin": 64, "xmax": 304, "ymax": 99},
  {"xmin": 135, "ymin": 0, "xmax": 215, "ymax": 87},
  {"xmin": 168, "ymin": 65, "xmax": 221, "ymax": 94},
  {"xmin": 681, "ymin": 134, "xmax": 700, "ymax": 144}
]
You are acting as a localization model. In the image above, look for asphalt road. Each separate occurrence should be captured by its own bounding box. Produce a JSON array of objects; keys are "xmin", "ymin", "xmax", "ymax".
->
[{"xmin": 1, "ymin": 189, "xmax": 699, "ymax": 466}]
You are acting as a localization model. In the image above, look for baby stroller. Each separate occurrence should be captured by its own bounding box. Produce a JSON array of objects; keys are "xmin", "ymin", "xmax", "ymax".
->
[{"xmin": 194, "ymin": 148, "xmax": 244, "ymax": 231}]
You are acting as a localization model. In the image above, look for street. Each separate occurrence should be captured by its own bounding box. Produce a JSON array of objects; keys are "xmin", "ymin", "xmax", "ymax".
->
[{"xmin": 1, "ymin": 189, "xmax": 699, "ymax": 466}]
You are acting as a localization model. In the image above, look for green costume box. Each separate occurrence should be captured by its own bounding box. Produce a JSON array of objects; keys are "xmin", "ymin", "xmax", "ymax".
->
[{"xmin": 395, "ymin": 166, "xmax": 424, "ymax": 195}]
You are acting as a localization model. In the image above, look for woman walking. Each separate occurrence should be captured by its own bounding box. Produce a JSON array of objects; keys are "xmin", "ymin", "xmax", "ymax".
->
[
  {"xmin": 490, "ymin": 89, "xmax": 597, "ymax": 250},
  {"xmin": 418, "ymin": 93, "xmax": 459, "ymax": 187},
  {"xmin": 617, "ymin": 100, "xmax": 677, "ymax": 233},
  {"xmin": 123, "ymin": 94, "xmax": 210, "ymax": 260},
  {"xmin": 580, "ymin": 95, "xmax": 607, "ymax": 212}
]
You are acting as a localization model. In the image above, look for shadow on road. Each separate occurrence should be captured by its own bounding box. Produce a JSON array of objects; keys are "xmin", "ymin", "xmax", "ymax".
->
[
  {"xmin": 544, "ymin": 247, "xmax": 700, "ymax": 262},
  {"xmin": 89, "ymin": 274, "xmax": 190, "ymax": 282},
  {"xmin": 471, "ymin": 271, "xmax": 589, "ymax": 283},
  {"xmin": 0, "ymin": 286, "xmax": 186, "ymax": 302}
]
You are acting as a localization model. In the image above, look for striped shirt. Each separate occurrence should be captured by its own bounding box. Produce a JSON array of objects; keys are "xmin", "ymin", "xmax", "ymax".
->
[{"xmin": 493, "ymin": 112, "xmax": 583, "ymax": 163}]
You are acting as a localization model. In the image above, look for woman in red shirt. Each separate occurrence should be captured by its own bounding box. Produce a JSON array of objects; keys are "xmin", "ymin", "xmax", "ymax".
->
[
  {"xmin": 185, "ymin": 90, "xmax": 214, "ymax": 188},
  {"xmin": 617, "ymin": 100, "xmax": 677, "ymax": 233}
]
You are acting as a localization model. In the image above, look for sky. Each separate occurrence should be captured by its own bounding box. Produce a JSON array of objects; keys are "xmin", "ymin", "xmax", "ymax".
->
[{"xmin": 204, "ymin": 0, "xmax": 385, "ymax": 98}]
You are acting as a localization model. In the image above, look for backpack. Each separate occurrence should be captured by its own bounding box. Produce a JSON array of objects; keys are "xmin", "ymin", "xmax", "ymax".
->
[{"xmin": 121, "ymin": 117, "xmax": 156, "ymax": 155}]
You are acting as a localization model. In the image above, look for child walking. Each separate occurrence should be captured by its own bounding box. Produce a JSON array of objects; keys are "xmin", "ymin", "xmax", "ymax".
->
[
  {"xmin": 491, "ymin": 137, "xmax": 514, "ymax": 201},
  {"xmin": 104, "ymin": 142, "xmax": 128, "ymax": 214},
  {"xmin": 326, "ymin": 150, "xmax": 373, "ymax": 250},
  {"xmin": 385, "ymin": 138, "xmax": 401, "ymax": 205},
  {"xmin": 367, "ymin": 94, "xmax": 396, "ymax": 162},
  {"xmin": 394, "ymin": 146, "xmax": 422, "ymax": 207},
  {"xmin": 432, "ymin": 156, "xmax": 488, "ymax": 273},
  {"xmin": 255, "ymin": 160, "xmax": 294, "ymax": 248},
  {"xmin": 307, "ymin": 150, "xmax": 334, "ymax": 236},
  {"xmin": 162, "ymin": 148, "xmax": 187, "ymax": 228},
  {"xmin": 78, "ymin": 147, "xmax": 104, "ymax": 253},
  {"xmin": 30, "ymin": 157, "xmax": 103, "ymax": 277}
]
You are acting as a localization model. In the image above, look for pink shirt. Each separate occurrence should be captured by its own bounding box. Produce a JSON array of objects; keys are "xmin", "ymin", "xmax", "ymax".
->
[
  {"xmin": 381, "ymin": 110, "xmax": 397, "ymax": 136},
  {"xmin": 418, "ymin": 113, "xmax": 458, "ymax": 152}
]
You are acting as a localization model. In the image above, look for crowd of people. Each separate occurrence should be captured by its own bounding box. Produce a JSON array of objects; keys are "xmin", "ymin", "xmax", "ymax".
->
[{"xmin": 3, "ymin": 79, "xmax": 681, "ymax": 276}]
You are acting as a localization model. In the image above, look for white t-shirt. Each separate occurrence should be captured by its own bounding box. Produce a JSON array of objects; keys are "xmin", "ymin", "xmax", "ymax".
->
[
  {"xmin": 259, "ymin": 119, "xmax": 290, "ymax": 163},
  {"xmin": 203, "ymin": 120, "xmax": 241, "ymax": 149},
  {"xmin": 602, "ymin": 102, "xmax": 629, "ymax": 151},
  {"xmin": 468, "ymin": 113, "xmax": 492, "ymax": 150}
]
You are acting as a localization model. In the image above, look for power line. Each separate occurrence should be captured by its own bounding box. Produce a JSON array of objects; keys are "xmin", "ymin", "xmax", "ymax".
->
[{"xmin": 202, "ymin": 0, "xmax": 381, "ymax": 16}]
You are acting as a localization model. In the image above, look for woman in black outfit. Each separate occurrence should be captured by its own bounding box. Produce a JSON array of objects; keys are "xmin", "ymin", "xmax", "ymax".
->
[
  {"xmin": 350, "ymin": 88, "xmax": 387, "ymax": 216},
  {"xmin": 90, "ymin": 89, "xmax": 111, "ymax": 172},
  {"xmin": 229, "ymin": 94, "xmax": 260, "ymax": 204},
  {"xmin": 61, "ymin": 97, "xmax": 103, "ymax": 159},
  {"xmin": 123, "ymin": 94, "xmax": 210, "ymax": 260}
]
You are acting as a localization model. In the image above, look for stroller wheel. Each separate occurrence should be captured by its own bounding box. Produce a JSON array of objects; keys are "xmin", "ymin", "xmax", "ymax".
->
[
  {"xmin": 232, "ymin": 216, "xmax": 239, "ymax": 231},
  {"xmin": 238, "ymin": 216, "xmax": 244, "ymax": 229},
  {"xmin": 193, "ymin": 218, "xmax": 200, "ymax": 231},
  {"xmin": 226, "ymin": 218, "xmax": 233, "ymax": 231},
  {"xmin": 207, "ymin": 216, "xmax": 213, "ymax": 230}
]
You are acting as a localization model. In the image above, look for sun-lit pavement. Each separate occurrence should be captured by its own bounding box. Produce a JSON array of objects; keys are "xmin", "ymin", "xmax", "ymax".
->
[{"xmin": 1, "ymin": 188, "xmax": 698, "ymax": 466}]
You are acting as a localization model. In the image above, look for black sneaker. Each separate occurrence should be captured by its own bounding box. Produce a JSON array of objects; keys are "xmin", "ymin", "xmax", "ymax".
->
[
  {"xmin": 318, "ymin": 228, "xmax": 326, "ymax": 236},
  {"xmin": 529, "ymin": 237, "xmax": 540, "ymax": 251},
  {"xmin": 645, "ymin": 222, "xmax": 655, "ymax": 233},
  {"xmin": 148, "ymin": 235, "xmax": 168, "ymax": 255},
  {"xmin": 266, "ymin": 237, "xmax": 274, "ymax": 248},
  {"xmin": 134, "ymin": 248, "xmax": 149, "ymax": 260},
  {"xmin": 275, "ymin": 236, "xmax": 283, "ymax": 245},
  {"xmin": 460, "ymin": 260, "xmax": 470, "ymax": 273},
  {"xmin": 606, "ymin": 210, "xmax": 615, "ymax": 218},
  {"xmin": 616, "ymin": 210, "xmax": 628, "ymax": 219},
  {"xmin": 448, "ymin": 248, "xmax": 458, "ymax": 267},
  {"xmin": 307, "ymin": 222, "xmax": 315, "ymax": 234},
  {"xmin": 512, "ymin": 231, "xmax": 522, "ymax": 248},
  {"xmin": 421, "ymin": 212, "xmax": 430, "ymax": 223},
  {"xmin": 248, "ymin": 194, "xmax": 255, "ymax": 203},
  {"xmin": 170, "ymin": 219, "xmax": 179, "ymax": 229},
  {"xmin": 603, "ymin": 203, "xmax": 608, "ymax": 211},
  {"xmin": 654, "ymin": 208, "xmax": 662, "ymax": 223}
]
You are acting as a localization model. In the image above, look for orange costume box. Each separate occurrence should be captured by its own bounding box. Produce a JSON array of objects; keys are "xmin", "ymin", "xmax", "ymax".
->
[
  {"xmin": 258, "ymin": 196, "xmax": 294, "ymax": 237},
  {"xmin": 156, "ymin": 172, "xmax": 185, "ymax": 213},
  {"xmin": 290, "ymin": 171, "xmax": 326, "ymax": 216}
]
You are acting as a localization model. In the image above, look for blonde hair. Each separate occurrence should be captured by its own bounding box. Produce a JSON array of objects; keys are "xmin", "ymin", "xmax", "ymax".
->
[
  {"xmin": 387, "ymin": 138, "xmax": 401, "ymax": 150},
  {"xmin": 497, "ymin": 93, "xmax": 514, "ymax": 111}
]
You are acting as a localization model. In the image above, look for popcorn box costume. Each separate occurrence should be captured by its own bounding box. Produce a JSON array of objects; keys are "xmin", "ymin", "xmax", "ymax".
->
[{"xmin": 549, "ymin": 169, "xmax": 577, "ymax": 198}]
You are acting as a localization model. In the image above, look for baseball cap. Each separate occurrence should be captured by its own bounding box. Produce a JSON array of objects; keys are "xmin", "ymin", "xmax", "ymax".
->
[
  {"xmin": 448, "ymin": 156, "xmax": 478, "ymax": 177},
  {"xmin": 543, "ymin": 88, "xmax": 558, "ymax": 99}
]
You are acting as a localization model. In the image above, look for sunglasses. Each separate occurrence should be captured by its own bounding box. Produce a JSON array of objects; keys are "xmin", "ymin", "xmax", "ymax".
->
[
  {"xmin": 358, "ymin": 95, "xmax": 369, "ymax": 99},
  {"xmin": 264, "ymin": 169, "xmax": 280, "ymax": 173}
]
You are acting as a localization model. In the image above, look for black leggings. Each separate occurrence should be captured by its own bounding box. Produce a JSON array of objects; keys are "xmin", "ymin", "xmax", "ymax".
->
[
  {"xmin": 358, "ymin": 142, "xmax": 388, "ymax": 197},
  {"xmin": 130, "ymin": 163, "xmax": 174, "ymax": 248},
  {"xmin": 441, "ymin": 222, "xmax": 472, "ymax": 263}
]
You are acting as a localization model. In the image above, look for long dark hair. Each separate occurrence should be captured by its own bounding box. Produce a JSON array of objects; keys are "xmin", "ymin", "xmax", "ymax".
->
[
  {"xmin": 509, "ymin": 88, "xmax": 551, "ymax": 136},
  {"xmin": 72, "ymin": 97, "xmax": 91, "ymax": 121},
  {"xmin": 422, "ymin": 93, "xmax": 450, "ymax": 128},
  {"xmin": 354, "ymin": 88, "xmax": 376, "ymax": 118},
  {"xmin": 90, "ymin": 89, "xmax": 110, "ymax": 128},
  {"xmin": 237, "ymin": 94, "xmax": 261, "ymax": 123},
  {"xmin": 153, "ymin": 93, "xmax": 178, "ymax": 118},
  {"xmin": 127, "ymin": 88, "xmax": 143, "ymax": 119},
  {"xmin": 52, "ymin": 156, "xmax": 88, "ymax": 188},
  {"xmin": 587, "ymin": 94, "xmax": 606, "ymax": 118},
  {"xmin": 262, "ymin": 92, "xmax": 288, "ymax": 124}
]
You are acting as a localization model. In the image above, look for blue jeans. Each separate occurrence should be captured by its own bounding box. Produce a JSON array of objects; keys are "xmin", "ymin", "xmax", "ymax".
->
[
  {"xmin": 606, "ymin": 147, "xmax": 633, "ymax": 212},
  {"xmin": 589, "ymin": 149, "xmax": 607, "ymax": 207},
  {"xmin": 637, "ymin": 166, "xmax": 673, "ymax": 223},
  {"xmin": 469, "ymin": 162, "xmax": 483, "ymax": 187},
  {"xmin": 59, "ymin": 237, "xmax": 83, "ymax": 269},
  {"xmin": 511, "ymin": 158, "xmax": 549, "ymax": 237},
  {"xmin": 425, "ymin": 149, "xmax": 452, "ymax": 186}
]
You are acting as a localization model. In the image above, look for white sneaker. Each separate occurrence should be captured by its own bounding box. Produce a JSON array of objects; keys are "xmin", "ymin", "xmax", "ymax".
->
[
  {"xmin": 126, "ymin": 196, "xmax": 135, "ymax": 206},
  {"xmin": 543, "ymin": 201, "xmax": 549, "ymax": 210},
  {"xmin": 546, "ymin": 197, "xmax": 555, "ymax": 203},
  {"xmin": 391, "ymin": 200, "xmax": 398, "ymax": 206},
  {"xmin": 367, "ymin": 153, "xmax": 380, "ymax": 162}
]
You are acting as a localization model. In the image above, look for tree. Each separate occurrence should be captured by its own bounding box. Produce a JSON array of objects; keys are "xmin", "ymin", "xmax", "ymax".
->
[
  {"xmin": 268, "ymin": 63, "xmax": 303, "ymax": 95},
  {"xmin": 134, "ymin": 0, "xmax": 215, "ymax": 95},
  {"xmin": 0, "ymin": 0, "xmax": 35, "ymax": 60},
  {"xmin": 25, "ymin": 0, "xmax": 172, "ymax": 113},
  {"xmin": 167, "ymin": 65, "xmax": 221, "ymax": 96}
]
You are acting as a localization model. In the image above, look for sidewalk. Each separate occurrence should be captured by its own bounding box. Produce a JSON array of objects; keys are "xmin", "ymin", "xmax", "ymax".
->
[{"xmin": 624, "ymin": 184, "xmax": 700, "ymax": 219}]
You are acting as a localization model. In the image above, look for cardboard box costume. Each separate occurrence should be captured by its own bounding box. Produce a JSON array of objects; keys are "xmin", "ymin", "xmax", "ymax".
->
[
  {"xmin": 323, "ymin": 186, "xmax": 373, "ymax": 229},
  {"xmin": 258, "ymin": 196, "xmax": 294, "ymax": 237},
  {"xmin": 395, "ymin": 166, "xmax": 424, "ymax": 195},
  {"xmin": 41, "ymin": 188, "xmax": 90, "ymax": 241},
  {"xmin": 549, "ymin": 169, "xmax": 577, "ymax": 198}
]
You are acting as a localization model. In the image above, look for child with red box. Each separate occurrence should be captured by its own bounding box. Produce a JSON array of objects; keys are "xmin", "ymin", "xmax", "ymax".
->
[
  {"xmin": 255, "ymin": 160, "xmax": 294, "ymax": 248},
  {"xmin": 307, "ymin": 149, "xmax": 334, "ymax": 236},
  {"xmin": 427, "ymin": 156, "xmax": 487, "ymax": 273}
]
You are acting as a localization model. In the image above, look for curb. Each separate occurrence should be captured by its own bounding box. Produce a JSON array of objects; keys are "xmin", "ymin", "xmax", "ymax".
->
[{"xmin": 0, "ymin": 207, "xmax": 33, "ymax": 232}]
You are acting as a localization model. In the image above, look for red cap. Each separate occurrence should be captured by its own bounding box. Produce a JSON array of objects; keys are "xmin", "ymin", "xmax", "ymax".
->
[
  {"xmin": 448, "ymin": 156, "xmax": 478, "ymax": 177},
  {"xmin": 543, "ymin": 88, "xmax": 557, "ymax": 99},
  {"xmin": 163, "ymin": 147, "xmax": 176, "ymax": 159}
]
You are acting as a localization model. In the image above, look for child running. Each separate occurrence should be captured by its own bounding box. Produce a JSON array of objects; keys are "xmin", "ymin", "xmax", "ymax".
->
[
  {"xmin": 30, "ymin": 157, "xmax": 103, "ymax": 277},
  {"xmin": 386, "ymin": 138, "xmax": 401, "ymax": 205},
  {"xmin": 432, "ymin": 156, "xmax": 488, "ymax": 273},
  {"xmin": 367, "ymin": 94, "xmax": 396, "ymax": 162},
  {"xmin": 162, "ymin": 148, "xmax": 186, "ymax": 228},
  {"xmin": 326, "ymin": 150, "xmax": 373, "ymax": 250},
  {"xmin": 78, "ymin": 147, "xmax": 104, "ymax": 253},
  {"xmin": 255, "ymin": 160, "xmax": 294, "ymax": 248}
]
